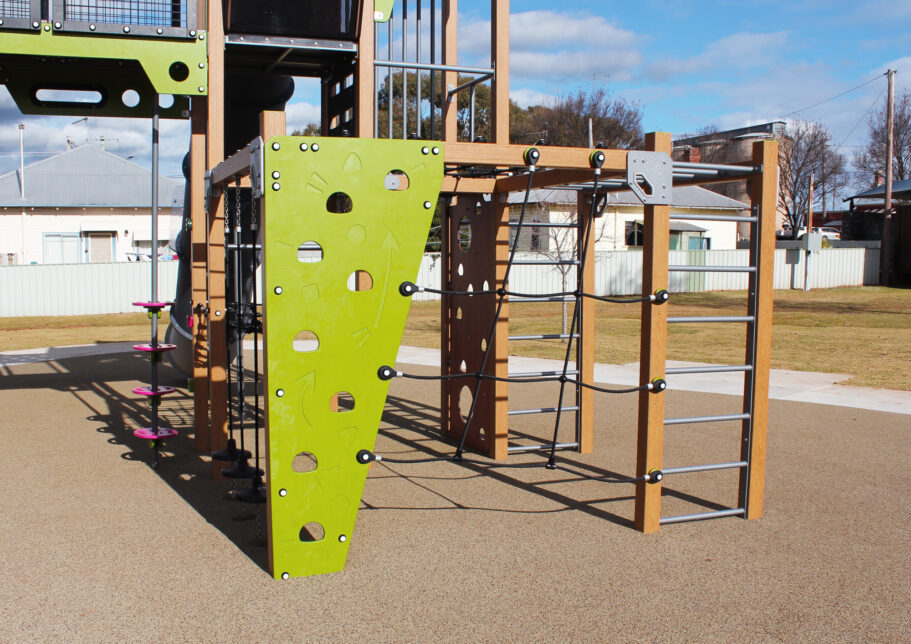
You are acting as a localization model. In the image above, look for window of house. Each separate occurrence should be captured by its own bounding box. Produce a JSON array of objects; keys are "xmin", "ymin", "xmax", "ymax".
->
[
  {"xmin": 43, "ymin": 233, "xmax": 80, "ymax": 264},
  {"xmin": 625, "ymin": 221, "xmax": 644, "ymax": 247}
]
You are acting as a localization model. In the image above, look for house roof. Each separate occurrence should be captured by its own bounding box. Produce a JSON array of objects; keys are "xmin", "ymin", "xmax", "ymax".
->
[
  {"xmin": 844, "ymin": 178, "xmax": 911, "ymax": 202},
  {"xmin": 508, "ymin": 186, "xmax": 748, "ymax": 211},
  {"xmin": 0, "ymin": 145, "xmax": 183, "ymax": 208}
]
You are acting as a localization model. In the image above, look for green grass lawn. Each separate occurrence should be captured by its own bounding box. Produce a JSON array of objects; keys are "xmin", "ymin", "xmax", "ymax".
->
[{"xmin": 1, "ymin": 287, "xmax": 909, "ymax": 390}]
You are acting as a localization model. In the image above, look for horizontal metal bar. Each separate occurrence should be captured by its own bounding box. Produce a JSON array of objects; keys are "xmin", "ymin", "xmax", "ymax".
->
[
  {"xmin": 509, "ymin": 406, "xmax": 580, "ymax": 416},
  {"xmin": 510, "ymin": 369, "xmax": 579, "ymax": 378},
  {"xmin": 662, "ymin": 461, "xmax": 748, "ymax": 476},
  {"xmin": 508, "ymin": 222, "xmax": 580, "ymax": 228},
  {"xmin": 509, "ymin": 334, "xmax": 579, "ymax": 341},
  {"xmin": 668, "ymin": 316, "xmax": 754, "ymax": 324},
  {"xmin": 209, "ymin": 138, "xmax": 261, "ymax": 187},
  {"xmin": 668, "ymin": 265, "xmax": 756, "ymax": 273},
  {"xmin": 664, "ymin": 413, "xmax": 751, "ymax": 426},
  {"xmin": 374, "ymin": 60, "xmax": 494, "ymax": 75},
  {"xmin": 448, "ymin": 73, "xmax": 494, "ymax": 99},
  {"xmin": 669, "ymin": 214, "xmax": 758, "ymax": 223},
  {"xmin": 226, "ymin": 244, "xmax": 262, "ymax": 250},
  {"xmin": 674, "ymin": 161, "xmax": 759, "ymax": 173},
  {"xmin": 507, "ymin": 442, "xmax": 579, "ymax": 454},
  {"xmin": 512, "ymin": 259, "xmax": 579, "ymax": 265},
  {"xmin": 660, "ymin": 508, "xmax": 745, "ymax": 525},
  {"xmin": 511, "ymin": 296, "xmax": 578, "ymax": 303},
  {"xmin": 665, "ymin": 364, "xmax": 753, "ymax": 375},
  {"xmin": 226, "ymin": 34, "xmax": 357, "ymax": 52}
]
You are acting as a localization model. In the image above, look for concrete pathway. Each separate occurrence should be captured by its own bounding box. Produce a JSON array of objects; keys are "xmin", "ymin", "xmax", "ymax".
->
[{"xmin": 2, "ymin": 342, "xmax": 908, "ymax": 415}]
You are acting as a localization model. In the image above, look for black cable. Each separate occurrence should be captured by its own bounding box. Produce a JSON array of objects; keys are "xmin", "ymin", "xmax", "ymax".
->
[
  {"xmin": 582, "ymin": 292, "xmax": 658, "ymax": 304},
  {"xmin": 381, "ymin": 366, "xmax": 652, "ymax": 392},
  {"xmin": 375, "ymin": 453, "xmax": 646, "ymax": 481}
]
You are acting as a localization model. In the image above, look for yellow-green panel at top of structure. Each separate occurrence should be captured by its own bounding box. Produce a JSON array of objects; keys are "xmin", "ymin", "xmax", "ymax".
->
[
  {"xmin": 374, "ymin": 0, "xmax": 395, "ymax": 22},
  {"xmin": 262, "ymin": 137, "xmax": 443, "ymax": 579},
  {"xmin": 0, "ymin": 25, "xmax": 207, "ymax": 117}
]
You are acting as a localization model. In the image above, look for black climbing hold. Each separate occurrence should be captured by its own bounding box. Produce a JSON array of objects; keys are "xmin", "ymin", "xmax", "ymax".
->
[
  {"xmin": 221, "ymin": 459, "xmax": 264, "ymax": 479},
  {"xmin": 232, "ymin": 477, "xmax": 267, "ymax": 504}
]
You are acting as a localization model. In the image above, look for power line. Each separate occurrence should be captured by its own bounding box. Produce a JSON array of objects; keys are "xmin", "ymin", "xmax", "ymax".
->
[
  {"xmin": 777, "ymin": 72, "xmax": 887, "ymax": 120},
  {"xmin": 835, "ymin": 86, "xmax": 886, "ymax": 150}
]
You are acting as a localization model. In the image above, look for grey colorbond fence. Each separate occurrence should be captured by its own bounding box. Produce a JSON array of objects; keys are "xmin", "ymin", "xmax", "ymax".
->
[{"xmin": 0, "ymin": 247, "xmax": 880, "ymax": 316}]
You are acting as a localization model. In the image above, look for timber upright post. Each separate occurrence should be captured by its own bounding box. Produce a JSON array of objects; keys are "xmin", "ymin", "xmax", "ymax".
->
[
  {"xmin": 576, "ymin": 191, "xmax": 596, "ymax": 453},
  {"xmin": 634, "ymin": 132, "xmax": 672, "ymax": 533},
  {"xmin": 191, "ymin": 98, "xmax": 210, "ymax": 452},
  {"xmin": 739, "ymin": 139, "xmax": 778, "ymax": 519},
  {"xmin": 206, "ymin": 0, "xmax": 228, "ymax": 473}
]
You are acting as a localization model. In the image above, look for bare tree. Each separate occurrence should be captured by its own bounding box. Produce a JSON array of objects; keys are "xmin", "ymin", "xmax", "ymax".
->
[
  {"xmin": 854, "ymin": 89, "xmax": 911, "ymax": 186},
  {"xmin": 778, "ymin": 121, "xmax": 846, "ymax": 238},
  {"xmin": 511, "ymin": 85, "xmax": 642, "ymax": 149}
]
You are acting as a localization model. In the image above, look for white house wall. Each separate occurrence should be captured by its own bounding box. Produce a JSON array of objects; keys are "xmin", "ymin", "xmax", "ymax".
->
[{"xmin": 0, "ymin": 207, "xmax": 181, "ymax": 264}]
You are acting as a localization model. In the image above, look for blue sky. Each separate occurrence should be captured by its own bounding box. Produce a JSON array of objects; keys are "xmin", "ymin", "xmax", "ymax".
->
[{"xmin": 1, "ymin": 0, "xmax": 908, "ymax": 193}]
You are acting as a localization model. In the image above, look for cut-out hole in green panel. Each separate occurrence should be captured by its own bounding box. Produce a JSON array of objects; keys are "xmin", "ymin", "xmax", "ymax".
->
[
  {"xmin": 300, "ymin": 522, "xmax": 325, "ymax": 542},
  {"xmin": 292, "ymin": 330, "xmax": 318, "ymax": 352},
  {"xmin": 292, "ymin": 452, "xmax": 318, "ymax": 473},
  {"xmin": 384, "ymin": 169, "xmax": 409, "ymax": 191},
  {"xmin": 297, "ymin": 241, "xmax": 323, "ymax": 262},
  {"xmin": 332, "ymin": 392, "xmax": 355, "ymax": 412},
  {"xmin": 326, "ymin": 192, "xmax": 353, "ymax": 213},
  {"xmin": 347, "ymin": 270, "xmax": 373, "ymax": 291}
]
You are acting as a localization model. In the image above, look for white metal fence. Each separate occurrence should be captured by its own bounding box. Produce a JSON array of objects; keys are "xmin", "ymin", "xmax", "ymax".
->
[{"xmin": 0, "ymin": 247, "xmax": 880, "ymax": 316}]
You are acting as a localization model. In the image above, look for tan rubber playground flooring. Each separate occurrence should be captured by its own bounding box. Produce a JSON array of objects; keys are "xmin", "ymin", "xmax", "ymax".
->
[{"xmin": 0, "ymin": 351, "xmax": 909, "ymax": 642}]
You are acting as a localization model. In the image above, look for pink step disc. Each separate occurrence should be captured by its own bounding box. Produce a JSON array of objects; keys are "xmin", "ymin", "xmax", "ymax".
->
[
  {"xmin": 132, "ymin": 386, "xmax": 177, "ymax": 397},
  {"xmin": 134, "ymin": 344, "xmax": 177, "ymax": 352},
  {"xmin": 134, "ymin": 427, "xmax": 178, "ymax": 440},
  {"xmin": 133, "ymin": 301, "xmax": 174, "ymax": 309}
]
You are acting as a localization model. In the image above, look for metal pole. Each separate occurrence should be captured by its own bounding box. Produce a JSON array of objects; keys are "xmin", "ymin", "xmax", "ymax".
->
[
  {"xmin": 387, "ymin": 18, "xmax": 393, "ymax": 139},
  {"xmin": 882, "ymin": 69, "xmax": 896, "ymax": 285},
  {"xmin": 430, "ymin": 0, "xmax": 436, "ymax": 139},
  {"xmin": 416, "ymin": 0, "xmax": 422, "ymax": 139},
  {"xmin": 18, "ymin": 123, "xmax": 25, "ymax": 200},
  {"xmin": 151, "ymin": 96, "xmax": 159, "ymax": 307},
  {"xmin": 402, "ymin": 0, "xmax": 408, "ymax": 139}
]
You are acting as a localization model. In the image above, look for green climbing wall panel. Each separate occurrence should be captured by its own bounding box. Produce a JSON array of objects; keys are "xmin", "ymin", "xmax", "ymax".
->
[
  {"xmin": 262, "ymin": 137, "xmax": 443, "ymax": 579},
  {"xmin": 0, "ymin": 26, "xmax": 207, "ymax": 118}
]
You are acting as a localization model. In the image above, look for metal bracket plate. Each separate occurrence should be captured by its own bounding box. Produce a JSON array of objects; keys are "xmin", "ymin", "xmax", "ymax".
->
[
  {"xmin": 626, "ymin": 151, "xmax": 672, "ymax": 205},
  {"xmin": 249, "ymin": 137, "xmax": 264, "ymax": 199}
]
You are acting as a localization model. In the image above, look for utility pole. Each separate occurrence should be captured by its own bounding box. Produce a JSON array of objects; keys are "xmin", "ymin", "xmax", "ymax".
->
[{"xmin": 881, "ymin": 69, "xmax": 895, "ymax": 285}]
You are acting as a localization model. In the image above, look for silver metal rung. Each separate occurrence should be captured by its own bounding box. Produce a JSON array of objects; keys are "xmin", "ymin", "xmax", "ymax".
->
[
  {"xmin": 509, "ymin": 406, "xmax": 580, "ymax": 416},
  {"xmin": 510, "ymin": 369, "xmax": 579, "ymax": 378},
  {"xmin": 509, "ymin": 333, "xmax": 579, "ymax": 341},
  {"xmin": 507, "ymin": 442, "xmax": 579, "ymax": 453},
  {"xmin": 668, "ymin": 265, "xmax": 756, "ymax": 273},
  {"xmin": 662, "ymin": 461, "xmax": 747, "ymax": 475},
  {"xmin": 227, "ymin": 243, "xmax": 262, "ymax": 249},
  {"xmin": 664, "ymin": 413, "xmax": 750, "ymax": 426},
  {"xmin": 668, "ymin": 316, "xmax": 754, "ymax": 323},
  {"xmin": 512, "ymin": 259, "xmax": 579, "ymax": 265},
  {"xmin": 660, "ymin": 508, "xmax": 745, "ymax": 525},
  {"xmin": 511, "ymin": 296, "xmax": 578, "ymax": 303},
  {"xmin": 669, "ymin": 214, "xmax": 758, "ymax": 223},
  {"xmin": 666, "ymin": 364, "xmax": 753, "ymax": 374},
  {"xmin": 509, "ymin": 222, "xmax": 580, "ymax": 228}
]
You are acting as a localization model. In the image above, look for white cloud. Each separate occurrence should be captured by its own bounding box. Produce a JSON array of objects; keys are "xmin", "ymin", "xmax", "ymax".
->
[
  {"xmin": 285, "ymin": 100, "xmax": 321, "ymax": 133},
  {"xmin": 647, "ymin": 31, "xmax": 789, "ymax": 81},
  {"xmin": 509, "ymin": 88, "xmax": 558, "ymax": 109}
]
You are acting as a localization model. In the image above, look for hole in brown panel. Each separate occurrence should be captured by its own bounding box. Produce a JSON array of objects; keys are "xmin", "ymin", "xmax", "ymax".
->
[
  {"xmin": 347, "ymin": 270, "xmax": 373, "ymax": 291},
  {"xmin": 458, "ymin": 386, "xmax": 472, "ymax": 421},
  {"xmin": 459, "ymin": 360, "xmax": 467, "ymax": 373},
  {"xmin": 456, "ymin": 307, "xmax": 463, "ymax": 320},
  {"xmin": 292, "ymin": 452, "xmax": 318, "ymax": 473},
  {"xmin": 466, "ymin": 283, "xmax": 474, "ymax": 293},
  {"xmin": 480, "ymin": 338, "xmax": 488, "ymax": 352},
  {"xmin": 457, "ymin": 263, "xmax": 464, "ymax": 277},
  {"xmin": 300, "ymin": 522, "xmax": 325, "ymax": 542},
  {"xmin": 482, "ymin": 280, "xmax": 490, "ymax": 291},
  {"xmin": 332, "ymin": 391, "xmax": 355, "ymax": 412},
  {"xmin": 384, "ymin": 169, "xmax": 410, "ymax": 191},
  {"xmin": 297, "ymin": 241, "xmax": 323, "ymax": 263},
  {"xmin": 292, "ymin": 330, "xmax": 319, "ymax": 352},
  {"xmin": 326, "ymin": 192, "xmax": 353, "ymax": 213},
  {"xmin": 458, "ymin": 216, "xmax": 471, "ymax": 251},
  {"xmin": 478, "ymin": 427, "xmax": 487, "ymax": 443}
]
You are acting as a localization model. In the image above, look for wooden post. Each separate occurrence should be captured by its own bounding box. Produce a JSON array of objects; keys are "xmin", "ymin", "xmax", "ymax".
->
[
  {"xmin": 491, "ymin": 192, "xmax": 510, "ymax": 459},
  {"xmin": 190, "ymin": 99, "xmax": 210, "ymax": 453},
  {"xmin": 576, "ymin": 191, "xmax": 595, "ymax": 453},
  {"xmin": 739, "ymin": 139, "xmax": 778, "ymax": 519},
  {"xmin": 634, "ymin": 131, "xmax": 672, "ymax": 533},
  {"xmin": 356, "ymin": 0, "xmax": 375, "ymax": 137},
  {"xmin": 206, "ymin": 0, "xmax": 228, "ymax": 476},
  {"xmin": 490, "ymin": 0, "xmax": 509, "ymax": 144},
  {"xmin": 441, "ymin": 0, "xmax": 458, "ymax": 142}
]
